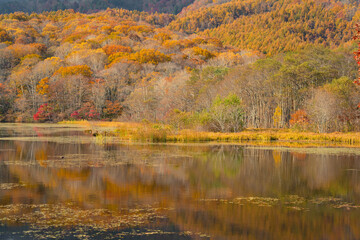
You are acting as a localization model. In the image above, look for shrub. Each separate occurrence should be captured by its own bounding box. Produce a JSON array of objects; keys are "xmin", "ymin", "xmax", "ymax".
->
[
  {"xmin": 290, "ymin": 109, "xmax": 309, "ymax": 128},
  {"xmin": 33, "ymin": 103, "xmax": 54, "ymax": 122},
  {"xmin": 70, "ymin": 103, "xmax": 100, "ymax": 120}
]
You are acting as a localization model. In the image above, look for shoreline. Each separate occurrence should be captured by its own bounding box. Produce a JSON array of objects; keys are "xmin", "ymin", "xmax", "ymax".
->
[{"xmin": 57, "ymin": 121, "xmax": 360, "ymax": 146}]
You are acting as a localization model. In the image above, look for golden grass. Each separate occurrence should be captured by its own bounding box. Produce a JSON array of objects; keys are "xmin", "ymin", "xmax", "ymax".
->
[
  {"xmin": 59, "ymin": 120, "xmax": 142, "ymax": 129},
  {"xmin": 164, "ymin": 130, "xmax": 360, "ymax": 146},
  {"xmin": 59, "ymin": 121, "xmax": 360, "ymax": 145}
]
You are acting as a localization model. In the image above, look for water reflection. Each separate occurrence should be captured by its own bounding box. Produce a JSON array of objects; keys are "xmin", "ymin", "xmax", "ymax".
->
[{"xmin": 0, "ymin": 124, "xmax": 359, "ymax": 239}]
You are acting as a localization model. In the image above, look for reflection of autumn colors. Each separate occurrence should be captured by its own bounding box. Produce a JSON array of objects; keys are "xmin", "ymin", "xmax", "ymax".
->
[
  {"xmin": 169, "ymin": 200, "xmax": 360, "ymax": 240},
  {"xmin": 0, "ymin": 125, "xmax": 360, "ymax": 239},
  {"xmin": 1, "ymin": 141, "xmax": 360, "ymax": 204}
]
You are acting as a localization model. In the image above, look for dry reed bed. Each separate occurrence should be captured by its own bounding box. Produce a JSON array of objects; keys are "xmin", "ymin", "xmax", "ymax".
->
[{"xmin": 59, "ymin": 121, "xmax": 360, "ymax": 144}]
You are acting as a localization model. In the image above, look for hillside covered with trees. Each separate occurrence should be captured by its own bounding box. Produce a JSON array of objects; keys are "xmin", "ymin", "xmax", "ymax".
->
[
  {"xmin": 0, "ymin": 0, "xmax": 194, "ymax": 14},
  {"xmin": 0, "ymin": 0, "xmax": 359, "ymax": 133},
  {"xmin": 170, "ymin": 0, "xmax": 360, "ymax": 55},
  {"xmin": 0, "ymin": 9, "xmax": 252, "ymax": 124}
]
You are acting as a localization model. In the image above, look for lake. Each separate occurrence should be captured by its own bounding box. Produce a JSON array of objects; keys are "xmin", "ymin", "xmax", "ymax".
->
[{"xmin": 0, "ymin": 124, "xmax": 359, "ymax": 239}]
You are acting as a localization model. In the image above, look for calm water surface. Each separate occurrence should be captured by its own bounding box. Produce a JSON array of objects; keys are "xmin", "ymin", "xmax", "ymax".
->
[{"xmin": 0, "ymin": 124, "xmax": 359, "ymax": 240}]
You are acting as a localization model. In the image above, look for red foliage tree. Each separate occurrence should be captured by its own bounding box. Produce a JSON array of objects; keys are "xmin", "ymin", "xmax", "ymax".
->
[
  {"xmin": 70, "ymin": 103, "xmax": 100, "ymax": 120},
  {"xmin": 33, "ymin": 104, "xmax": 54, "ymax": 122}
]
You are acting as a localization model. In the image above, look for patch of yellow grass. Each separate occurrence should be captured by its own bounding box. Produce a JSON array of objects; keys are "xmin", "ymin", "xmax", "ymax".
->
[
  {"xmin": 60, "ymin": 121, "xmax": 360, "ymax": 145},
  {"xmin": 166, "ymin": 129, "xmax": 360, "ymax": 144},
  {"xmin": 58, "ymin": 120, "xmax": 91, "ymax": 125}
]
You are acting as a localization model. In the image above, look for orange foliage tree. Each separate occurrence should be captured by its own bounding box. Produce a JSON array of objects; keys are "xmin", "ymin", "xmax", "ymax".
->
[
  {"xmin": 54, "ymin": 65, "xmax": 93, "ymax": 77},
  {"xmin": 103, "ymin": 45, "xmax": 132, "ymax": 55},
  {"xmin": 102, "ymin": 101, "xmax": 122, "ymax": 119},
  {"xmin": 289, "ymin": 109, "xmax": 309, "ymax": 128}
]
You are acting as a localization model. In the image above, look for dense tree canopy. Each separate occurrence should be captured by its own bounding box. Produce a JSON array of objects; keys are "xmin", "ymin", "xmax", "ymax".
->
[
  {"xmin": 170, "ymin": 0, "xmax": 359, "ymax": 55},
  {"xmin": 0, "ymin": 8, "xmax": 247, "ymax": 123},
  {"xmin": 0, "ymin": 0, "xmax": 194, "ymax": 14}
]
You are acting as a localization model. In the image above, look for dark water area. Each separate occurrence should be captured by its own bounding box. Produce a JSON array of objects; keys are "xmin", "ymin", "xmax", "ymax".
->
[{"xmin": 0, "ymin": 124, "xmax": 359, "ymax": 239}]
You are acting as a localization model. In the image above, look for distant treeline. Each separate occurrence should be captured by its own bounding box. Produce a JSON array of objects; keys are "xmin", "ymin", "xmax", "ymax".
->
[{"xmin": 0, "ymin": 0, "xmax": 194, "ymax": 14}]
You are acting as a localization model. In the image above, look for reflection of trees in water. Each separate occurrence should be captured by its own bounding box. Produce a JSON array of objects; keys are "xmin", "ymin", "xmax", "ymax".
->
[
  {"xmin": 184, "ymin": 145, "xmax": 244, "ymax": 198},
  {"xmin": 0, "ymin": 139, "xmax": 94, "ymax": 163},
  {"xmin": 299, "ymin": 153, "xmax": 360, "ymax": 202},
  {"xmin": 0, "ymin": 140, "xmax": 192, "ymax": 207},
  {"xmin": 0, "ymin": 125, "xmax": 86, "ymax": 138},
  {"xmin": 0, "ymin": 140, "xmax": 360, "ymax": 207},
  {"xmin": 181, "ymin": 146, "xmax": 360, "ymax": 201},
  {"xmin": 169, "ymin": 200, "xmax": 360, "ymax": 240}
]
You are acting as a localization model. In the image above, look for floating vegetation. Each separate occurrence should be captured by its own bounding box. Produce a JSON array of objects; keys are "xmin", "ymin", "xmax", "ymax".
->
[
  {"xmin": 199, "ymin": 195, "xmax": 360, "ymax": 211},
  {"xmin": 0, "ymin": 203, "xmax": 209, "ymax": 239},
  {"xmin": 309, "ymin": 197, "xmax": 360, "ymax": 210},
  {"xmin": 1, "ymin": 226, "xmax": 208, "ymax": 240},
  {"xmin": 233, "ymin": 197, "xmax": 280, "ymax": 207},
  {"xmin": 0, "ymin": 203, "xmax": 166, "ymax": 231},
  {"xmin": 0, "ymin": 183, "xmax": 26, "ymax": 190}
]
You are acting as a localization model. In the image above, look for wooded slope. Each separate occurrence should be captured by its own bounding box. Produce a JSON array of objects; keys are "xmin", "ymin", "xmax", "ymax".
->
[
  {"xmin": 170, "ymin": 0, "xmax": 360, "ymax": 54},
  {"xmin": 0, "ymin": 0, "xmax": 194, "ymax": 14}
]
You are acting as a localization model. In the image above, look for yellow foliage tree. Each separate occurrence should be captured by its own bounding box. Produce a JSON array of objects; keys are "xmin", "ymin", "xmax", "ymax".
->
[
  {"xmin": 273, "ymin": 105, "xmax": 282, "ymax": 128},
  {"xmin": 36, "ymin": 77, "xmax": 49, "ymax": 95},
  {"xmin": 192, "ymin": 47, "xmax": 216, "ymax": 60},
  {"xmin": 54, "ymin": 65, "xmax": 93, "ymax": 77}
]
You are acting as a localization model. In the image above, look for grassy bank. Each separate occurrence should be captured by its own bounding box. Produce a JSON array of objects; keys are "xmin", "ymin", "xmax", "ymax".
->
[{"xmin": 59, "ymin": 120, "xmax": 360, "ymax": 145}]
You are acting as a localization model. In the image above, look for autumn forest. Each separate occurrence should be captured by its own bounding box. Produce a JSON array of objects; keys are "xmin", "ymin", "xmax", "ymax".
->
[{"xmin": 0, "ymin": 0, "xmax": 360, "ymax": 133}]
